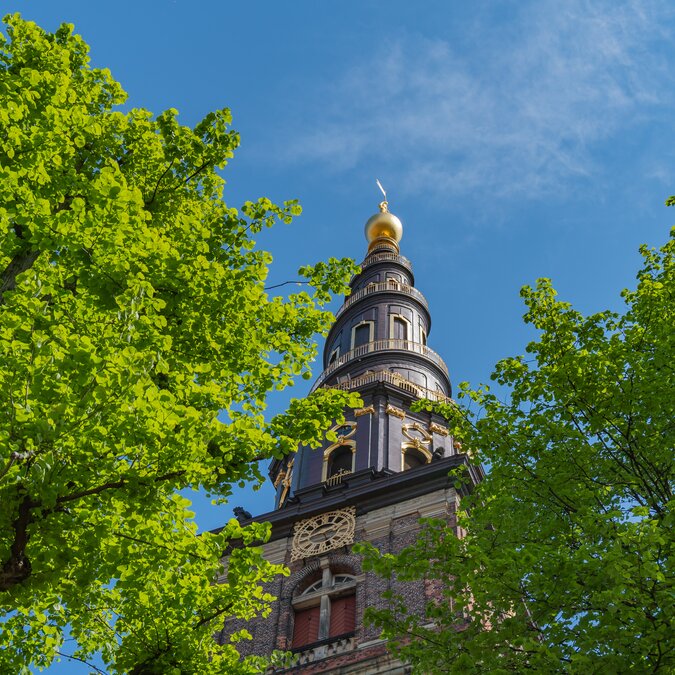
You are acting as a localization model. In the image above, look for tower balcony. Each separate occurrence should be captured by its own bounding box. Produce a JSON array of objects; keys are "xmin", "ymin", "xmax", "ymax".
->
[
  {"xmin": 335, "ymin": 280, "xmax": 428, "ymax": 320},
  {"xmin": 311, "ymin": 339, "xmax": 449, "ymax": 391},
  {"xmin": 321, "ymin": 369, "xmax": 453, "ymax": 403},
  {"xmin": 359, "ymin": 251, "xmax": 413, "ymax": 273}
]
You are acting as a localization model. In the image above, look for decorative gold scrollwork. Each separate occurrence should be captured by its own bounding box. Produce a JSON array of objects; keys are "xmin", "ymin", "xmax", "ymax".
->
[
  {"xmin": 386, "ymin": 404, "xmax": 406, "ymax": 419},
  {"xmin": 430, "ymin": 422, "xmax": 449, "ymax": 436},
  {"xmin": 354, "ymin": 406, "xmax": 375, "ymax": 417},
  {"xmin": 402, "ymin": 421, "xmax": 432, "ymax": 446}
]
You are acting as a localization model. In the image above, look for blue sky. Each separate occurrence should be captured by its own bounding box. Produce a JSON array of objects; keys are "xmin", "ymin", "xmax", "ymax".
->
[{"xmin": 6, "ymin": 0, "xmax": 675, "ymax": 671}]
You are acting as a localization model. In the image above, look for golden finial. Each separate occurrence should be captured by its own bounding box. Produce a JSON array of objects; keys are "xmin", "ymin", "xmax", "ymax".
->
[
  {"xmin": 365, "ymin": 179, "xmax": 402, "ymax": 253},
  {"xmin": 376, "ymin": 178, "xmax": 389, "ymax": 213}
]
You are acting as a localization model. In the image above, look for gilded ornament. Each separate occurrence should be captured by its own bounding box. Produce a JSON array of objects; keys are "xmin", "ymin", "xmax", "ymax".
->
[
  {"xmin": 330, "ymin": 421, "xmax": 356, "ymax": 440},
  {"xmin": 354, "ymin": 406, "xmax": 375, "ymax": 417},
  {"xmin": 386, "ymin": 404, "xmax": 406, "ymax": 419},
  {"xmin": 402, "ymin": 421, "xmax": 431, "ymax": 444},
  {"xmin": 430, "ymin": 422, "xmax": 449, "ymax": 436}
]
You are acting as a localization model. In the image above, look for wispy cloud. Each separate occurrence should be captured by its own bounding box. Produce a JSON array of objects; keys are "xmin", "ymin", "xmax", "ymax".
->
[{"xmin": 282, "ymin": 0, "xmax": 674, "ymax": 199}]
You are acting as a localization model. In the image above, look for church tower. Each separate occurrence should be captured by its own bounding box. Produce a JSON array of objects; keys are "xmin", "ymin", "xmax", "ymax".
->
[{"xmin": 219, "ymin": 199, "xmax": 483, "ymax": 673}]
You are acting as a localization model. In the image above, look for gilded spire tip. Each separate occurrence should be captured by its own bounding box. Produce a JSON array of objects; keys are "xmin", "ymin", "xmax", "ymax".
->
[{"xmin": 375, "ymin": 178, "xmax": 388, "ymax": 212}]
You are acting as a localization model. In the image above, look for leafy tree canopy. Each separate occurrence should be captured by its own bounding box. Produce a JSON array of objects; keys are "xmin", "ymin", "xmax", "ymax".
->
[
  {"xmin": 0, "ymin": 15, "xmax": 360, "ymax": 674},
  {"xmin": 360, "ymin": 225, "xmax": 674, "ymax": 672}
]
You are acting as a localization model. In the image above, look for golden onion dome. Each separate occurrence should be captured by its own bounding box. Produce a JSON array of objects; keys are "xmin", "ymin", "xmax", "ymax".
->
[{"xmin": 364, "ymin": 200, "xmax": 403, "ymax": 252}]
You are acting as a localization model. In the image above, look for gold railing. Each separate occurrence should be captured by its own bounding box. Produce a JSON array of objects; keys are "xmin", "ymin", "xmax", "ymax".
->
[
  {"xmin": 323, "ymin": 370, "xmax": 453, "ymax": 403},
  {"xmin": 312, "ymin": 339, "xmax": 449, "ymax": 390},
  {"xmin": 325, "ymin": 469, "xmax": 352, "ymax": 487},
  {"xmin": 360, "ymin": 251, "xmax": 412, "ymax": 272},
  {"xmin": 336, "ymin": 281, "xmax": 428, "ymax": 320}
]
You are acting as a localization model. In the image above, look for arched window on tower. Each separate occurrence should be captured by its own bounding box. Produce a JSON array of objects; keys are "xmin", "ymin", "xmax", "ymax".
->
[
  {"xmin": 323, "ymin": 423, "xmax": 356, "ymax": 484},
  {"xmin": 402, "ymin": 446, "xmax": 431, "ymax": 470},
  {"xmin": 292, "ymin": 572, "xmax": 357, "ymax": 650},
  {"xmin": 328, "ymin": 446, "xmax": 353, "ymax": 477},
  {"xmin": 324, "ymin": 442, "xmax": 355, "ymax": 485}
]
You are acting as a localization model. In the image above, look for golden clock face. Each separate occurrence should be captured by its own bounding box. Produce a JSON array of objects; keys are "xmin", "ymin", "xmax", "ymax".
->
[{"xmin": 291, "ymin": 507, "xmax": 356, "ymax": 561}]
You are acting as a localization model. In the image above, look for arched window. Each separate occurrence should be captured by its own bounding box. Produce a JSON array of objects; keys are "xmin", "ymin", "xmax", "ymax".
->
[
  {"xmin": 292, "ymin": 572, "xmax": 357, "ymax": 650},
  {"xmin": 323, "ymin": 423, "xmax": 356, "ymax": 483},
  {"xmin": 323, "ymin": 442, "xmax": 355, "ymax": 483},
  {"xmin": 402, "ymin": 445, "xmax": 432, "ymax": 471},
  {"xmin": 328, "ymin": 446, "xmax": 353, "ymax": 478}
]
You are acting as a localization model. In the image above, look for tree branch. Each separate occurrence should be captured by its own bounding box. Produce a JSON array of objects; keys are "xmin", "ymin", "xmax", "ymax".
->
[
  {"xmin": 144, "ymin": 159, "xmax": 175, "ymax": 208},
  {"xmin": 0, "ymin": 247, "xmax": 40, "ymax": 305},
  {"xmin": 0, "ymin": 492, "xmax": 38, "ymax": 591},
  {"xmin": 55, "ymin": 470, "xmax": 186, "ymax": 505}
]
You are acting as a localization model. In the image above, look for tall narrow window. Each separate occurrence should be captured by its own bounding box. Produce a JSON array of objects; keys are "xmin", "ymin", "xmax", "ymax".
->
[
  {"xmin": 392, "ymin": 317, "xmax": 408, "ymax": 341},
  {"xmin": 351, "ymin": 321, "xmax": 373, "ymax": 349}
]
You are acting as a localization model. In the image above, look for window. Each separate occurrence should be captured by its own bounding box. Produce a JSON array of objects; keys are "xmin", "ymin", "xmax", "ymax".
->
[
  {"xmin": 353, "ymin": 324, "xmax": 370, "ymax": 347},
  {"xmin": 301, "ymin": 579, "xmax": 324, "ymax": 595},
  {"xmin": 390, "ymin": 315, "xmax": 409, "ymax": 341},
  {"xmin": 403, "ymin": 448, "xmax": 427, "ymax": 470},
  {"xmin": 402, "ymin": 445, "xmax": 431, "ymax": 471},
  {"xmin": 386, "ymin": 273, "xmax": 401, "ymax": 288},
  {"xmin": 292, "ymin": 572, "xmax": 357, "ymax": 649},
  {"xmin": 328, "ymin": 346, "xmax": 340, "ymax": 365},
  {"xmin": 351, "ymin": 320, "xmax": 374, "ymax": 349},
  {"xmin": 323, "ymin": 423, "xmax": 357, "ymax": 482},
  {"xmin": 327, "ymin": 446, "xmax": 353, "ymax": 478},
  {"xmin": 323, "ymin": 441, "xmax": 355, "ymax": 482}
]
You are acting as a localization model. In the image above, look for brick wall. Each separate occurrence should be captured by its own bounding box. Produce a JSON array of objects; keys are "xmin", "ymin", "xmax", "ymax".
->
[{"xmin": 219, "ymin": 487, "xmax": 460, "ymax": 673}]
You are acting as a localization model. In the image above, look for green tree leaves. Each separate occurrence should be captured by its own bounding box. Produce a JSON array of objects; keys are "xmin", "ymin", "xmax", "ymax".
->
[
  {"xmin": 362, "ymin": 229, "xmax": 674, "ymax": 672},
  {"xmin": 0, "ymin": 15, "xmax": 357, "ymax": 673}
]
